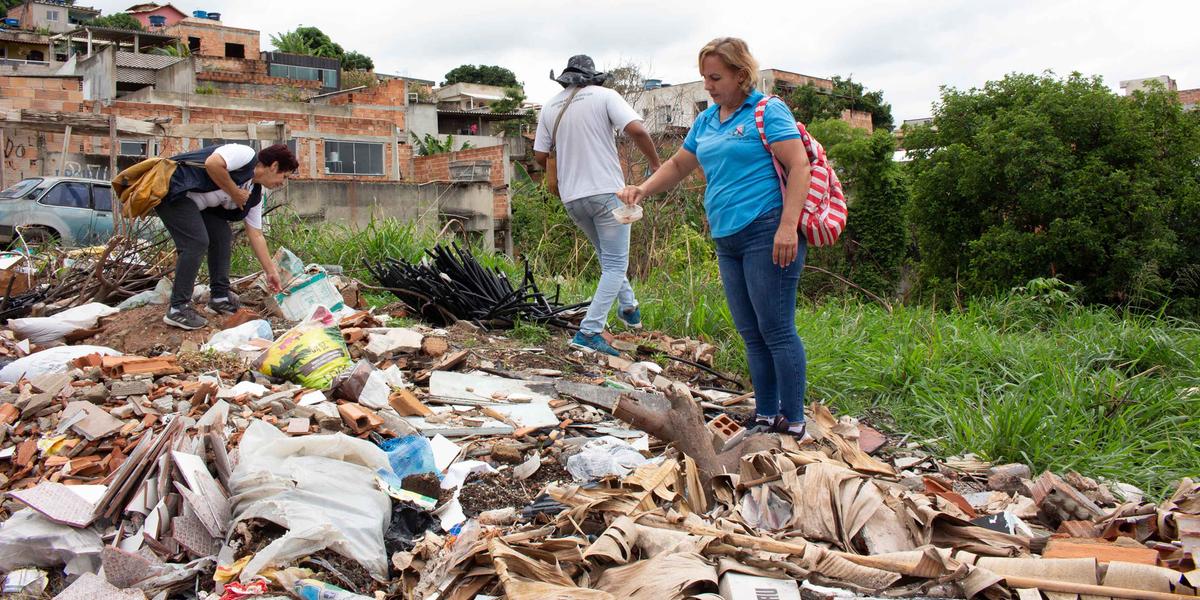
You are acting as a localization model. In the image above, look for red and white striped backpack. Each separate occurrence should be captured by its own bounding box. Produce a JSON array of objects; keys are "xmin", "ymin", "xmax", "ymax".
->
[{"xmin": 753, "ymin": 96, "xmax": 848, "ymax": 246}]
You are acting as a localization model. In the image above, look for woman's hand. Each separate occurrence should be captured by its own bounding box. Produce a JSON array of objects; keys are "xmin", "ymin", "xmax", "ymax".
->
[
  {"xmin": 617, "ymin": 185, "xmax": 646, "ymax": 206},
  {"xmin": 265, "ymin": 267, "xmax": 283, "ymax": 293},
  {"xmin": 231, "ymin": 187, "xmax": 251, "ymax": 209},
  {"xmin": 773, "ymin": 224, "xmax": 800, "ymax": 267}
]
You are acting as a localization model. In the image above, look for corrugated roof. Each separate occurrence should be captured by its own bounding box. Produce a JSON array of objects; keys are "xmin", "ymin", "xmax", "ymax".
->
[{"xmin": 115, "ymin": 51, "xmax": 183, "ymax": 70}]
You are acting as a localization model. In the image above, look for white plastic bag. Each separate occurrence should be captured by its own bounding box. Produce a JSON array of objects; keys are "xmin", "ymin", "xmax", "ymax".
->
[
  {"xmin": 8, "ymin": 302, "xmax": 118, "ymax": 343},
  {"xmin": 116, "ymin": 278, "xmax": 173, "ymax": 311},
  {"xmin": 566, "ymin": 436, "xmax": 649, "ymax": 482},
  {"xmin": 0, "ymin": 345, "xmax": 121, "ymax": 383},
  {"xmin": 0, "ymin": 509, "xmax": 102, "ymax": 577},
  {"xmin": 229, "ymin": 420, "xmax": 392, "ymax": 582},
  {"xmin": 203, "ymin": 319, "xmax": 274, "ymax": 353}
]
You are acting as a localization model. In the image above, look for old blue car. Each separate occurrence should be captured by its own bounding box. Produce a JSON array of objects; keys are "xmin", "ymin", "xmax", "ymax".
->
[{"xmin": 0, "ymin": 176, "xmax": 116, "ymax": 246}]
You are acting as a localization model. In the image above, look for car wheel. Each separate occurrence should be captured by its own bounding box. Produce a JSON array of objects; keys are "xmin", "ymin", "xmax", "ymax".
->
[{"xmin": 17, "ymin": 227, "xmax": 58, "ymax": 247}]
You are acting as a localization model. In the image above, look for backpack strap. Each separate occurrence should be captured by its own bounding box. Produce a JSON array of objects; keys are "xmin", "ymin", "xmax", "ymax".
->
[{"xmin": 753, "ymin": 95, "xmax": 790, "ymax": 195}]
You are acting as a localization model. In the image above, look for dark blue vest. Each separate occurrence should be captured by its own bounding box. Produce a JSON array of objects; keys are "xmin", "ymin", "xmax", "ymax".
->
[{"xmin": 167, "ymin": 145, "xmax": 263, "ymax": 221}]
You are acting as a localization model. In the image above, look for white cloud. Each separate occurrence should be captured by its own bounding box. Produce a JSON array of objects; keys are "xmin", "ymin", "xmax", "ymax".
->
[{"xmin": 91, "ymin": 0, "xmax": 1199, "ymax": 120}]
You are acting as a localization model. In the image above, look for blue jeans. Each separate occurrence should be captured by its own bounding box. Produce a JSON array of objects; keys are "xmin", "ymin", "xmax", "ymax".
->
[
  {"xmin": 713, "ymin": 208, "xmax": 807, "ymax": 423},
  {"xmin": 564, "ymin": 193, "xmax": 637, "ymax": 335}
]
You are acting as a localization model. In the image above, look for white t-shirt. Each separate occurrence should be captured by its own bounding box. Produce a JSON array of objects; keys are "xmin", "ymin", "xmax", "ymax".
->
[
  {"xmin": 187, "ymin": 144, "xmax": 265, "ymax": 229},
  {"xmin": 534, "ymin": 85, "xmax": 641, "ymax": 203}
]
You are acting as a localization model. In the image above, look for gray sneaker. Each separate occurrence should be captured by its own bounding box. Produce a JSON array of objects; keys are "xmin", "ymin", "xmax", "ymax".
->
[
  {"xmin": 163, "ymin": 305, "xmax": 208, "ymax": 330},
  {"xmin": 206, "ymin": 293, "xmax": 241, "ymax": 315}
]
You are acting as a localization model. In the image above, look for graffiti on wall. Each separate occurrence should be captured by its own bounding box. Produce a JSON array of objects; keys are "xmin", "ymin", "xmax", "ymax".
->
[{"xmin": 52, "ymin": 154, "xmax": 140, "ymax": 180}]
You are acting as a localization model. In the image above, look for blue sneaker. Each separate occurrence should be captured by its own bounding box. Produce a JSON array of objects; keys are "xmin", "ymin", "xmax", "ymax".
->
[
  {"xmin": 617, "ymin": 305, "xmax": 642, "ymax": 329},
  {"xmin": 570, "ymin": 331, "xmax": 619, "ymax": 356}
]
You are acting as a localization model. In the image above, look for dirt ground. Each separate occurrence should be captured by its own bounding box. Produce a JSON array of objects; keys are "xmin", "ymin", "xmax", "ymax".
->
[{"xmin": 457, "ymin": 460, "xmax": 573, "ymax": 517}]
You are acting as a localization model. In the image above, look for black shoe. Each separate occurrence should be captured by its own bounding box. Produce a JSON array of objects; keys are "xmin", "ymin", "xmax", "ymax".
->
[
  {"xmin": 770, "ymin": 415, "xmax": 815, "ymax": 442},
  {"xmin": 163, "ymin": 305, "xmax": 208, "ymax": 330},
  {"xmin": 206, "ymin": 294, "xmax": 241, "ymax": 315},
  {"xmin": 737, "ymin": 413, "xmax": 774, "ymax": 434}
]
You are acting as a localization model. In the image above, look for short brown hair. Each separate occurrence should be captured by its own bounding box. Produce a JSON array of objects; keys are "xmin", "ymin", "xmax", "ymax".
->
[
  {"xmin": 258, "ymin": 143, "xmax": 299, "ymax": 173},
  {"xmin": 698, "ymin": 37, "xmax": 760, "ymax": 94}
]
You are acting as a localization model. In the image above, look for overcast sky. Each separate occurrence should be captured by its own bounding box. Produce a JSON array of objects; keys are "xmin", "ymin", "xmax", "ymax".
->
[{"xmin": 91, "ymin": 0, "xmax": 1198, "ymax": 122}]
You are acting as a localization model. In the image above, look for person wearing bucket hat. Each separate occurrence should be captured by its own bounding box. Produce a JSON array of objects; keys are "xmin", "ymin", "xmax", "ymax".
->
[{"xmin": 535, "ymin": 55, "xmax": 661, "ymax": 357}]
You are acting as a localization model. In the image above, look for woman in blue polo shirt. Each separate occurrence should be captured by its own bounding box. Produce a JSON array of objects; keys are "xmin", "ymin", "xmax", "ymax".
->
[{"xmin": 618, "ymin": 37, "xmax": 813, "ymax": 440}]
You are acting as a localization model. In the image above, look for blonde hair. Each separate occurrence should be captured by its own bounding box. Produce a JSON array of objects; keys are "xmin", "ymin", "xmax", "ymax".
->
[{"xmin": 698, "ymin": 37, "xmax": 760, "ymax": 94}]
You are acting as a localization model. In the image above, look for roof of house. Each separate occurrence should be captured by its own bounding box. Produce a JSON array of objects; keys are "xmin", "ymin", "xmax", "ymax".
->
[
  {"xmin": 53, "ymin": 25, "xmax": 179, "ymax": 46},
  {"xmin": 0, "ymin": 29, "xmax": 51, "ymax": 44},
  {"xmin": 440, "ymin": 90, "xmax": 507, "ymax": 101},
  {"xmin": 18, "ymin": 0, "xmax": 101, "ymax": 13},
  {"xmin": 436, "ymin": 109, "xmax": 528, "ymax": 121},
  {"xmin": 125, "ymin": 3, "xmax": 186, "ymax": 15}
]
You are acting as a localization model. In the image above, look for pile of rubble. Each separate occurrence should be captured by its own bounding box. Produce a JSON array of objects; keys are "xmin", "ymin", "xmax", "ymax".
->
[{"xmin": 0, "ymin": 245, "xmax": 1197, "ymax": 600}]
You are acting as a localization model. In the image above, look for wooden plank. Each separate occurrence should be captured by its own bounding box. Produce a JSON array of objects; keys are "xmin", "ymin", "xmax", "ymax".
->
[
  {"xmin": 1043, "ymin": 537, "xmax": 1160, "ymax": 566},
  {"xmin": 59, "ymin": 125, "xmax": 71, "ymax": 176},
  {"xmin": 0, "ymin": 110, "xmax": 160, "ymax": 136}
]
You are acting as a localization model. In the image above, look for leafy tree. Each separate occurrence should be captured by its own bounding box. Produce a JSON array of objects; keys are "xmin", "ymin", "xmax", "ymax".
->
[
  {"xmin": 784, "ymin": 84, "xmax": 844, "ymax": 124},
  {"xmin": 604, "ymin": 62, "xmax": 650, "ymax": 97},
  {"xmin": 906, "ymin": 72, "xmax": 1200, "ymax": 312},
  {"xmin": 802, "ymin": 120, "xmax": 908, "ymax": 297},
  {"xmin": 291, "ymin": 26, "xmax": 342, "ymax": 57},
  {"xmin": 269, "ymin": 26, "xmax": 375, "ymax": 72},
  {"xmin": 833, "ymin": 76, "xmax": 893, "ymax": 131},
  {"xmin": 269, "ymin": 30, "xmax": 310, "ymax": 55},
  {"xmin": 443, "ymin": 64, "xmax": 519, "ymax": 88},
  {"xmin": 412, "ymin": 133, "xmax": 472, "ymax": 156},
  {"xmin": 151, "ymin": 44, "xmax": 190, "ymax": 57},
  {"xmin": 87, "ymin": 12, "xmax": 144, "ymax": 31},
  {"xmin": 340, "ymin": 50, "xmax": 373, "ymax": 71},
  {"xmin": 780, "ymin": 75, "xmax": 893, "ymax": 131},
  {"xmin": 489, "ymin": 86, "xmax": 525, "ymax": 114}
]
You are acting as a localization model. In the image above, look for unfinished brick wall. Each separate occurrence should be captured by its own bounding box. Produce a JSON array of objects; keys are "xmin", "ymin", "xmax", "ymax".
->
[
  {"xmin": 842, "ymin": 109, "xmax": 874, "ymax": 133},
  {"xmin": 2, "ymin": 74, "xmax": 409, "ymax": 187},
  {"xmin": 196, "ymin": 56, "xmax": 267, "ymax": 75},
  {"xmin": 164, "ymin": 19, "xmax": 260, "ymax": 58},
  {"xmin": 197, "ymin": 71, "xmax": 323, "ymax": 100},
  {"xmin": 1179, "ymin": 88, "xmax": 1200, "ymax": 108},
  {"xmin": 1, "ymin": 76, "xmax": 89, "ymax": 183},
  {"xmin": 327, "ymin": 79, "xmax": 408, "ymax": 107},
  {"xmin": 411, "ymin": 145, "xmax": 510, "ymax": 220},
  {"xmin": 772, "ymin": 70, "xmax": 834, "ymax": 91}
]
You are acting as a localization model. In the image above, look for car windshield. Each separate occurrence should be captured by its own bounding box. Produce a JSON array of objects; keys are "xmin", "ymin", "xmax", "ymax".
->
[{"xmin": 0, "ymin": 179, "xmax": 43, "ymax": 200}]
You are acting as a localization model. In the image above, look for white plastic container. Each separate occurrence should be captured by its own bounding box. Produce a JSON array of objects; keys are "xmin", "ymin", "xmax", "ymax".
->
[{"xmin": 612, "ymin": 204, "xmax": 644, "ymax": 224}]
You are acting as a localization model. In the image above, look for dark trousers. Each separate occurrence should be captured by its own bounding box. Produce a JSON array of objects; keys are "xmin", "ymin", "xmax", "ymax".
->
[{"xmin": 154, "ymin": 196, "xmax": 232, "ymax": 309}]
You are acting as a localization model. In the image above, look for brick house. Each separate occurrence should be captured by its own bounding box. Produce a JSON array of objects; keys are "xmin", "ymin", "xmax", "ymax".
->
[
  {"xmin": 124, "ymin": 3, "xmax": 189, "ymax": 28},
  {"xmin": 632, "ymin": 68, "xmax": 874, "ymax": 134},
  {"xmin": 164, "ymin": 16, "xmax": 258, "ymax": 59},
  {"xmin": 0, "ymin": 6, "xmax": 522, "ymax": 251},
  {"xmin": 5, "ymin": 1, "xmax": 100, "ymax": 34}
]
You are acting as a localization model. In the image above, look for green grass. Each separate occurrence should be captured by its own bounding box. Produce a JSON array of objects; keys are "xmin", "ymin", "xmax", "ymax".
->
[
  {"xmin": 509, "ymin": 320, "xmax": 551, "ymax": 345},
  {"xmin": 557, "ymin": 254, "xmax": 1200, "ymax": 496},
  {"xmin": 244, "ymin": 214, "xmax": 1200, "ymax": 496}
]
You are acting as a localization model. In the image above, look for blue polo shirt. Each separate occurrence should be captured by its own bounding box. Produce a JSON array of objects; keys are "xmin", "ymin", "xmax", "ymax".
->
[{"xmin": 683, "ymin": 89, "xmax": 800, "ymax": 238}]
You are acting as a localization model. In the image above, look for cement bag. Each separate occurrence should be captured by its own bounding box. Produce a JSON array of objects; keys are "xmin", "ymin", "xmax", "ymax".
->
[
  {"xmin": 252, "ymin": 306, "xmax": 350, "ymax": 389},
  {"xmin": 8, "ymin": 302, "xmax": 119, "ymax": 343},
  {"xmin": 0, "ymin": 345, "xmax": 121, "ymax": 383},
  {"xmin": 228, "ymin": 420, "xmax": 391, "ymax": 582}
]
